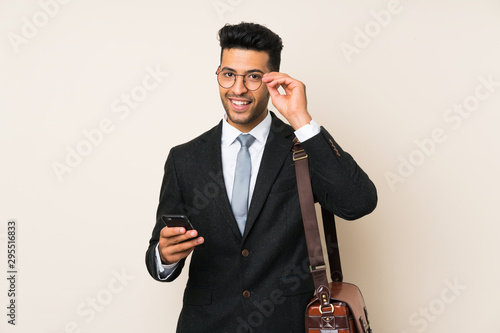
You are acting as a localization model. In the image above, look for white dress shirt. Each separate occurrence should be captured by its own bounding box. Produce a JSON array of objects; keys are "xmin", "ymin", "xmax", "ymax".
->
[{"xmin": 155, "ymin": 111, "xmax": 320, "ymax": 279}]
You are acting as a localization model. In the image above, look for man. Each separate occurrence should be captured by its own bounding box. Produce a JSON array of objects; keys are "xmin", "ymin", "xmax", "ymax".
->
[{"xmin": 146, "ymin": 22, "xmax": 377, "ymax": 332}]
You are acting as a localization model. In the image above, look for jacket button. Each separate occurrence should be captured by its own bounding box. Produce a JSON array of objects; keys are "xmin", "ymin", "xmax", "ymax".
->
[
  {"xmin": 241, "ymin": 249, "xmax": 250, "ymax": 257},
  {"xmin": 242, "ymin": 290, "xmax": 251, "ymax": 298}
]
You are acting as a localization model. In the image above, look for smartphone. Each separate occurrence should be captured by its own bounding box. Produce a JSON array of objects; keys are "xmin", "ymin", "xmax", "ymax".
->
[{"xmin": 161, "ymin": 214, "xmax": 194, "ymax": 230}]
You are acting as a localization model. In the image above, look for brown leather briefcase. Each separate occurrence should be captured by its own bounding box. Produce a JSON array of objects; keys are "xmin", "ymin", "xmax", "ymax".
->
[{"xmin": 305, "ymin": 282, "xmax": 371, "ymax": 332}]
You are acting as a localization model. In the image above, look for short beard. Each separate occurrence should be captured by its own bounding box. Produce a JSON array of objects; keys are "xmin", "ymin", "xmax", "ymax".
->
[
  {"xmin": 221, "ymin": 92, "xmax": 270, "ymax": 125},
  {"xmin": 224, "ymin": 106, "xmax": 265, "ymax": 125}
]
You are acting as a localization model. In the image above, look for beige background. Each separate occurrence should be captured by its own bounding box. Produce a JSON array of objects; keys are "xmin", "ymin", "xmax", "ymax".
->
[{"xmin": 1, "ymin": 0, "xmax": 499, "ymax": 332}]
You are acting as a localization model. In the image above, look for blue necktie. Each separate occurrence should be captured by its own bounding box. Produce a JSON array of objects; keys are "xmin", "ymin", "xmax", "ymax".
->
[{"xmin": 231, "ymin": 134, "xmax": 256, "ymax": 235}]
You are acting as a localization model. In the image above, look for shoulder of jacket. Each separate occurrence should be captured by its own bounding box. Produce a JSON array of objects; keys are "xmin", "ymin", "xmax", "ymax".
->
[{"xmin": 171, "ymin": 121, "xmax": 222, "ymax": 153}]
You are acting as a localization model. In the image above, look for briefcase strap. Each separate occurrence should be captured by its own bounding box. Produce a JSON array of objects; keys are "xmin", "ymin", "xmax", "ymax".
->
[
  {"xmin": 293, "ymin": 139, "xmax": 335, "ymax": 312},
  {"xmin": 293, "ymin": 138, "xmax": 342, "ymax": 282},
  {"xmin": 293, "ymin": 138, "xmax": 372, "ymax": 333}
]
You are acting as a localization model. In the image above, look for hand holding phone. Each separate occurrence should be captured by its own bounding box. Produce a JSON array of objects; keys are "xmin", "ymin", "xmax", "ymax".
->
[{"xmin": 158, "ymin": 214, "xmax": 204, "ymax": 265}]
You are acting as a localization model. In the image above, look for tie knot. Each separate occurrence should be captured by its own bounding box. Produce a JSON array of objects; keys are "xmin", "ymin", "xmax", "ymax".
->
[{"xmin": 236, "ymin": 134, "xmax": 255, "ymax": 148}]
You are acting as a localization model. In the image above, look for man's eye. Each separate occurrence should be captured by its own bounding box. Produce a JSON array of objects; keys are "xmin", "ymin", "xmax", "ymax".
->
[
  {"xmin": 223, "ymin": 72, "xmax": 234, "ymax": 78},
  {"xmin": 247, "ymin": 74, "xmax": 262, "ymax": 81}
]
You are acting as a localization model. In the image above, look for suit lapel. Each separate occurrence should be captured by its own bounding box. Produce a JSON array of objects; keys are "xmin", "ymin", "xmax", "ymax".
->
[
  {"xmin": 196, "ymin": 122, "xmax": 244, "ymax": 239},
  {"xmin": 243, "ymin": 113, "xmax": 295, "ymax": 238}
]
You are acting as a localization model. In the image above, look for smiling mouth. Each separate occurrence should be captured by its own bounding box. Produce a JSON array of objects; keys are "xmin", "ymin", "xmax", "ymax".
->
[
  {"xmin": 229, "ymin": 98, "xmax": 252, "ymax": 110},
  {"xmin": 232, "ymin": 100, "xmax": 250, "ymax": 106}
]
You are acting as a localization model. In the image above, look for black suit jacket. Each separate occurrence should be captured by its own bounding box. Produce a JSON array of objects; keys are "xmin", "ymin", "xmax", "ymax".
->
[{"xmin": 146, "ymin": 112, "xmax": 377, "ymax": 332}]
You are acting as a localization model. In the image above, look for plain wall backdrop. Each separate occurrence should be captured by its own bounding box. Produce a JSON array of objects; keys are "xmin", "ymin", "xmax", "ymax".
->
[{"xmin": 1, "ymin": 0, "xmax": 499, "ymax": 332}]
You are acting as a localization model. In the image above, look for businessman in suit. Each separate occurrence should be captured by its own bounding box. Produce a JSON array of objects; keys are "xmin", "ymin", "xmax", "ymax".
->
[{"xmin": 145, "ymin": 22, "xmax": 377, "ymax": 332}]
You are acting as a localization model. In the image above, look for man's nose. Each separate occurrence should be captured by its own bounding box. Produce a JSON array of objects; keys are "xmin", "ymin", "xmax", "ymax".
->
[{"xmin": 231, "ymin": 75, "xmax": 248, "ymax": 95}]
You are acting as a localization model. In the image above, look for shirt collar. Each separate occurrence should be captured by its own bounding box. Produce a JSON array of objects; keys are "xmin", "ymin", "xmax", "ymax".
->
[{"xmin": 221, "ymin": 111, "xmax": 272, "ymax": 147}]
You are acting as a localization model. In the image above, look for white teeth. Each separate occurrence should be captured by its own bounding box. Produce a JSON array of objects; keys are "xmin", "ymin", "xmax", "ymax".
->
[{"xmin": 232, "ymin": 100, "xmax": 250, "ymax": 106}]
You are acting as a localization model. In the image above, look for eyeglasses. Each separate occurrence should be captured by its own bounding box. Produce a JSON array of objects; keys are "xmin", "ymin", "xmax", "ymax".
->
[{"xmin": 215, "ymin": 68, "xmax": 263, "ymax": 91}]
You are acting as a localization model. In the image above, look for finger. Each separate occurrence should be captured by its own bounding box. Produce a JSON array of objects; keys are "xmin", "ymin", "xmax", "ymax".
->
[
  {"xmin": 266, "ymin": 82, "xmax": 282, "ymax": 99},
  {"xmin": 263, "ymin": 73, "xmax": 293, "ymax": 85},
  {"xmin": 160, "ymin": 226, "xmax": 197, "ymax": 239},
  {"xmin": 162, "ymin": 236, "xmax": 204, "ymax": 263},
  {"xmin": 265, "ymin": 73, "xmax": 302, "ymax": 88},
  {"xmin": 262, "ymin": 72, "xmax": 288, "ymax": 82},
  {"xmin": 264, "ymin": 76, "xmax": 289, "ymax": 87},
  {"xmin": 267, "ymin": 81, "xmax": 288, "ymax": 92},
  {"xmin": 265, "ymin": 76, "xmax": 292, "ymax": 91},
  {"xmin": 160, "ymin": 227, "xmax": 199, "ymax": 245},
  {"xmin": 160, "ymin": 226, "xmax": 187, "ymax": 237},
  {"xmin": 267, "ymin": 80, "xmax": 299, "ymax": 97},
  {"xmin": 171, "ymin": 236, "xmax": 204, "ymax": 252},
  {"xmin": 174, "ymin": 230, "xmax": 200, "ymax": 244}
]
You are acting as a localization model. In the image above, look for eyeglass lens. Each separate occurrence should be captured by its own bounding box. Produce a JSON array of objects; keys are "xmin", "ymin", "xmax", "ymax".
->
[{"xmin": 217, "ymin": 71, "xmax": 262, "ymax": 91}]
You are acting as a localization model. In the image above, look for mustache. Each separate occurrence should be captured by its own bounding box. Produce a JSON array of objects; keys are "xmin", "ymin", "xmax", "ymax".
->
[{"xmin": 226, "ymin": 94, "xmax": 253, "ymax": 100}]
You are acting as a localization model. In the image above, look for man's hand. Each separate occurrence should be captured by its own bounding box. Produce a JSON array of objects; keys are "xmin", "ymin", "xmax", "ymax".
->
[
  {"xmin": 263, "ymin": 72, "xmax": 312, "ymax": 130},
  {"xmin": 158, "ymin": 227, "xmax": 204, "ymax": 265}
]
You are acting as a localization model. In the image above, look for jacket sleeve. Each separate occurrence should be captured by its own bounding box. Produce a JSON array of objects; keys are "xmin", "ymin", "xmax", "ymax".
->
[
  {"xmin": 145, "ymin": 147, "xmax": 186, "ymax": 282},
  {"xmin": 300, "ymin": 127, "xmax": 377, "ymax": 220}
]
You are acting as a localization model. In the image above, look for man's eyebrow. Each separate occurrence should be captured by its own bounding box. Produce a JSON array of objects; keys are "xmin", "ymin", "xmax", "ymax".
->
[{"xmin": 220, "ymin": 67, "xmax": 265, "ymax": 74}]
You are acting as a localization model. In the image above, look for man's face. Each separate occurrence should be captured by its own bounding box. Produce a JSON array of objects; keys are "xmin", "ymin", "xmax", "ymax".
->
[{"xmin": 218, "ymin": 48, "xmax": 271, "ymax": 132}]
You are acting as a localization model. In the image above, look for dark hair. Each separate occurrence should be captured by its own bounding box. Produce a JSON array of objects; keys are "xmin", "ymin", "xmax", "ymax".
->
[{"xmin": 218, "ymin": 22, "xmax": 284, "ymax": 72}]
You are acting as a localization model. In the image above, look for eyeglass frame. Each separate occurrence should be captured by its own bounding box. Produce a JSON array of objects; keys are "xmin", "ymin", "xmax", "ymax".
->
[{"xmin": 215, "ymin": 67, "xmax": 265, "ymax": 91}]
